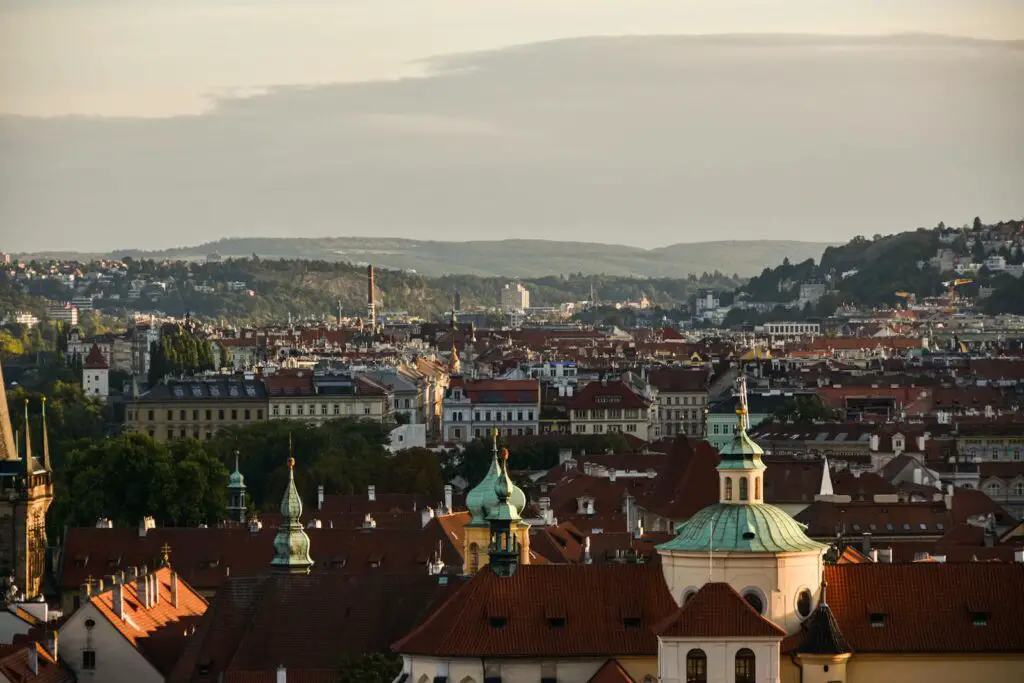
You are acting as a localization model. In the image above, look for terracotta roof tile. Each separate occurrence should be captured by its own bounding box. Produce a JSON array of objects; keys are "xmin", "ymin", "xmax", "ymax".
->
[
  {"xmin": 393, "ymin": 564, "xmax": 676, "ymax": 657},
  {"xmin": 654, "ymin": 582, "xmax": 785, "ymax": 639},
  {"xmin": 0, "ymin": 643, "xmax": 73, "ymax": 683},
  {"xmin": 170, "ymin": 572, "xmax": 461, "ymax": 682},
  {"xmin": 587, "ymin": 659, "xmax": 636, "ymax": 683},
  {"xmin": 88, "ymin": 567, "xmax": 208, "ymax": 675},
  {"xmin": 567, "ymin": 380, "xmax": 649, "ymax": 410},
  {"xmin": 822, "ymin": 563, "xmax": 1024, "ymax": 652}
]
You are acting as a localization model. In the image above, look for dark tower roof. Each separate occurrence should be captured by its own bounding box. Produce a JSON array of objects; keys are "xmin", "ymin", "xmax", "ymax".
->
[{"xmin": 792, "ymin": 582, "xmax": 853, "ymax": 655}]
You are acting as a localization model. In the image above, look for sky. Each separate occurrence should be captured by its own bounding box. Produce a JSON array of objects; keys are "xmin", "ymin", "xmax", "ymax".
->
[{"xmin": 0, "ymin": 0, "xmax": 1022, "ymax": 252}]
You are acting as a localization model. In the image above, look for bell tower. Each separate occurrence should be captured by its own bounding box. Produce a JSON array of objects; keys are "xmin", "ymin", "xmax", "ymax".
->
[{"xmin": 0, "ymin": 363, "xmax": 54, "ymax": 600}]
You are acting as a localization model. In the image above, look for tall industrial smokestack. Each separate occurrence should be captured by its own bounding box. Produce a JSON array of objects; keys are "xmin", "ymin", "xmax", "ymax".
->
[{"xmin": 366, "ymin": 265, "xmax": 377, "ymax": 333}]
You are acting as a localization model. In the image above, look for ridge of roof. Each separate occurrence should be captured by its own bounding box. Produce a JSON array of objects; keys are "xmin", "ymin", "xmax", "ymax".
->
[{"xmin": 654, "ymin": 582, "xmax": 785, "ymax": 639}]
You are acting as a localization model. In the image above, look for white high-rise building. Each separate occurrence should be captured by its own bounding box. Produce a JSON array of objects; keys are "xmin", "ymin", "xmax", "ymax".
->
[{"xmin": 501, "ymin": 282, "xmax": 530, "ymax": 311}]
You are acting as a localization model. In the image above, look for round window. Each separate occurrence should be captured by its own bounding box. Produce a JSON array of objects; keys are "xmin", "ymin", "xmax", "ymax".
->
[
  {"xmin": 743, "ymin": 589, "xmax": 764, "ymax": 615},
  {"xmin": 797, "ymin": 588, "xmax": 813, "ymax": 619}
]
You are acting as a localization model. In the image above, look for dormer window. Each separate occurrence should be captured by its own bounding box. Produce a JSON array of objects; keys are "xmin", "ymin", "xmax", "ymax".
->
[
  {"xmin": 488, "ymin": 616, "xmax": 508, "ymax": 629},
  {"xmin": 972, "ymin": 612, "xmax": 989, "ymax": 626},
  {"xmin": 622, "ymin": 617, "xmax": 641, "ymax": 629},
  {"xmin": 870, "ymin": 612, "xmax": 887, "ymax": 627}
]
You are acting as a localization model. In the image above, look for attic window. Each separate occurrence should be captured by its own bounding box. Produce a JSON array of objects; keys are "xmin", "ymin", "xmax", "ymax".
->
[
  {"xmin": 198, "ymin": 660, "xmax": 213, "ymax": 676},
  {"xmin": 936, "ymin": 523, "xmax": 945, "ymax": 531},
  {"xmin": 972, "ymin": 612, "xmax": 989, "ymax": 626},
  {"xmin": 852, "ymin": 524, "xmax": 861, "ymax": 532},
  {"xmin": 885, "ymin": 524, "xmax": 895, "ymax": 532},
  {"xmin": 488, "ymin": 616, "xmax": 508, "ymax": 629},
  {"xmin": 622, "ymin": 617, "xmax": 642, "ymax": 629},
  {"xmin": 547, "ymin": 616, "xmax": 567, "ymax": 628},
  {"xmin": 902, "ymin": 524, "xmax": 911, "ymax": 531},
  {"xmin": 919, "ymin": 523, "xmax": 927, "ymax": 530},
  {"xmin": 870, "ymin": 613, "xmax": 887, "ymax": 627}
]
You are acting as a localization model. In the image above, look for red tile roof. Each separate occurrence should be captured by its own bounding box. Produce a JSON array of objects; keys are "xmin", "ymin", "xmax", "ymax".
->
[
  {"xmin": 655, "ymin": 582, "xmax": 785, "ymax": 639},
  {"xmin": 821, "ymin": 563, "xmax": 1024, "ymax": 653},
  {"xmin": 393, "ymin": 564, "xmax": 676, "ymax": 657},
  {"xmin": 587, "ymin": 659, "xmax": 636, "ymax": 683},
  {"xmin": 449, "ymin": 378, "xmax": 541, "ymax": 404},
  {"xmin": 648, "ymin": 368, "xmax": 708, "ymax": 394},
  {"xmin": 0, "ymin": 643, "xmax": 72, "ymax": 683},
  {"xmin": 83, "ymin": 343, "xmax": 109, "ymax": 370},
  {"xmin": 169, "ymin": 572, "xmax": 461, "ymax": 683},
  {"xmin": 88, "ymin": 567, "xmax": 208, "ymax": 675},
  {"xmin": 568, "ymin": 380, "xmax": 649, "ymax": 410}
]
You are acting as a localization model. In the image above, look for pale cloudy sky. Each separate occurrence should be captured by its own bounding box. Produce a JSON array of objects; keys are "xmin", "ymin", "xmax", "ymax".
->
[{"xmin": 0, "ymin": 1, "xmax": 1022, "ymax": 252}]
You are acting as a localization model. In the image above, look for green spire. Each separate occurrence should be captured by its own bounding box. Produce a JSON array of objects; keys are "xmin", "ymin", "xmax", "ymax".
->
[
  {"xmin": 466, "ymin": 429, "xmax": 526, "ymax": 526},
  {"xmin": 270, "ymin": 452, "xmax": 313, "ymax": 573},
  {"xmin": 718, "ymin": 376, "xmax": 766, "ymax": 472},
  {"xmin": 487, "ymin": 447, "xmax": 522, "ymax": 577}
]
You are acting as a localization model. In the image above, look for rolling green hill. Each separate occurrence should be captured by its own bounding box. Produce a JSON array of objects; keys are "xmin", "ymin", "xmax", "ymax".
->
[{"xmin": 24, "ymin": 238, "xmax": 831, "ymax": 279}]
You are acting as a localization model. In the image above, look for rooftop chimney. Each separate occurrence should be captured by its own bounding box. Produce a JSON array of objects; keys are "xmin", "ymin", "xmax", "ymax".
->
[
  {"xmin": 27, "ymin": 645, "xmax": 38, "ymax": 676},
  {"xmin": 138, "ymin": 516, "xmax": 155, "ymax": 538},
  {"xmin": 363, "ymin": 513, "xmax": 377, "ymax": 529},
  {"xmin": 277, "ymin": 665, "xmax": 287, "ymax": 683},
  {"xmin": 317, "ymin": 484, "xmax": 325, "ymax": 511},
  {"xmin": 878, "ymin": 548, "xmax": 893, "ymax": 564},
  {"xmin": 137, "ymin": 573, "xmax": 150, "ymax": 608},
  {"xmin": 583, "ymin": 537, "xmax": 592, "ymax": 565},
  {"xmin": 420, "ymin": 507, "xmax": 434, "ymax": 528},
  {"xmin": 444, "ymin": 484, "xmax": 453, "ymax": 513},
  {"xmin": 368, "ymin": 485, "xmax": 376, "ymax": 502},
  {"xmin": 1015, "ymin": 549, "xmax": 1024, "ymax": 564},
  {"xmin": 171, "ymin": 572, "xmax": 179, "ymax": 607},
  {"xmin": 113, "ymin": 581, "xmax": 124, "ymax": 619}
]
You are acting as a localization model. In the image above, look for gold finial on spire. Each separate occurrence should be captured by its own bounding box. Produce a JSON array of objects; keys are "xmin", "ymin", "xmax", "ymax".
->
[
  {"xmin": 735, "ymin": 376, "xmax": 750, "ymax": 432},
  {"xmin": 160, "ymin": 543, "xmax": 172, "ymax": 567}
]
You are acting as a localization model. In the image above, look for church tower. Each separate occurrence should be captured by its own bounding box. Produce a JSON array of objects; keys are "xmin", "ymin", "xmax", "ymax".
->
[
  {"xmin": 270, "ymin": 456, "xmax": 313, "ymax": 574},
  {"xmin": 0, "ymin": 363, "xmax": 54, "ymax": 600},
  {"xmin": 227, "ymin": 454, "xmax": 247, "ymax": 523},
  {"xmin": 462, "ymin": 430, "xmax": 529, "ymax": 575},
  {"xmin": 487, "ymin": 447, "xmax": 522, "ymax": 577}
]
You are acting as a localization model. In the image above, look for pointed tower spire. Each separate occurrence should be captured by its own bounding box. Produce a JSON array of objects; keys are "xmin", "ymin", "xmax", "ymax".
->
[
  {"xmin": 716, "ymin": 376, "xmax": 765, "ymax": 505},
  {"xmin": 270, "ymin": 456, "xmax": 313, "ymax": 573},
  {"xmin": 41, "ymin": 397, "xmax": 51, "ymax": 472},
  {"xmin": 818, "ymin": 456, "xmax": 834, "ymax": 497},
  {"xmin": 23, "ymin": 399, "xmax": 33, "ymax": 475},
  {"xmin": 227, "ymin": 451, "xmax": 248, "ymax": 523},
  {"xmin": 487, "ymin": 447, "xmax": 522, "ymax": 577},
  {"xmin": 0, "ymin": 362, "xmax": 16, "ymax": 461}
]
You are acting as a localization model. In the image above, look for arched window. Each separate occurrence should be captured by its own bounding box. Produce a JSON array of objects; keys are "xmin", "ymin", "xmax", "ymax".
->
[
  {"xmin": 755, "ymin": 476, "xmax": 761, "ymax": 501},
  {"xmin": 735, "ymin": 648, "xmax": 756, "ymax": 683},
  {"xmin": 686, "ymin": 648, "xmax": 707, "ymax": 683},
  {"xmin": 725, "ymin": 478, "xmax": 733, "ymax": 501},
  {"xmin": 469, "ymin": 543, "xmax": 480, "ymax": 573},
  {"xmin": 739, "ymin": 477, "xmax": 749, "ymax": 501}
]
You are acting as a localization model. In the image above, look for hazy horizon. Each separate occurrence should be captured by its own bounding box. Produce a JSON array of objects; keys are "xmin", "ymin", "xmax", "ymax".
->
[{"xmin": 1, "ymin": 1, "xmax": 1022, "ymax": 252}]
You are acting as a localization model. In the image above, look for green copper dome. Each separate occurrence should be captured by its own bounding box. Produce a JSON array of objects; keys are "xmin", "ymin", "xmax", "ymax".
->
[
  {"xmin": 657, "ymin": 503, "xmax": 828, "ymax": 554},
  {"xmin": 466, "ymin": 445, "xmax": 526, "ymax": 525},
  {"xmin": 228, "ymin": 455, "xmax": 246, "ymax": 489},
  {"xmin": 487, "ymin": 450, "xmax": 522, "ymax": 524}
]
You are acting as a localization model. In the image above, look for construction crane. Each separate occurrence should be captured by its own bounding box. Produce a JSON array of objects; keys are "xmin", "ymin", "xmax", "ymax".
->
[{"xmin": 943, "ymin": 278, "xmax": 973, "ymax": 301}]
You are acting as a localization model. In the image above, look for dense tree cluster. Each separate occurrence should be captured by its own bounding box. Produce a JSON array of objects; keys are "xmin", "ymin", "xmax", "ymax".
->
[{"xmin": 147, "ymin": 326, "xmax": 217, "ymax": 385}]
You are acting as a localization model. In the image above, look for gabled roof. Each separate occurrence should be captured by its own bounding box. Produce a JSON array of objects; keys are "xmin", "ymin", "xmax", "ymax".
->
[
  {"xmin": 83, "ymin": 343, "xmax": 109, "ymax": 369},
  {"xmin": 821, "ymin": 563, "xmax": 1024, "ymax": 653},
  {"xmin": 83, "ymin": 567, "xmax": 208, "ymax": 675},
  {"xmin": 655, "ymin": 582, "xmax": 785, "ymax": 639},
  {"xmin": 587, "ymin": 659, "xmax": 636, "ymax": 683},
  {"xmin": 393, "ymin": 564, "xmax": 676, "ymax": 657},
  {"xmin": 169, "ymin": 572, "xmax": 461, "ymax": 683},
  {"xmin": 0, "ymin": 642, "xmax": 73, "ymax": 683}
]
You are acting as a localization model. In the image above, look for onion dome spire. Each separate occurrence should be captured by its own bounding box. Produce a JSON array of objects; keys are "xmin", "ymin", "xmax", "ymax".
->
[
  {"xmin": 487, "ymin": 447, "xmax": 522, "ymax": 577},
  {"xmin": 270, "ymin": 447, "xmax": 313, "ymax": 574}
]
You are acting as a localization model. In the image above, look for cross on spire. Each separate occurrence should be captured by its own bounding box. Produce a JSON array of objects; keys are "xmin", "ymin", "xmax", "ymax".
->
[{"xmin": 160, "ymin": 543, "xmax": 172, "ymax": 567}]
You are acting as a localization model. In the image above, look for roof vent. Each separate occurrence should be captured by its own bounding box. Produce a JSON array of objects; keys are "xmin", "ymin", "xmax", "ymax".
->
[{"xmin": 742, "ymin": 531, "xmax": 756, "ymax": 541}]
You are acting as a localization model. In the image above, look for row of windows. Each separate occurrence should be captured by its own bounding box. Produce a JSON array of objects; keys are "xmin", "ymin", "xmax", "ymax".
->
[
  {"xmin": 272, "ymin": 403, "xmax": 373, "ymax": 417},
  {"xmin": 723, "ymin": 476, "xmax": 761, "ymax": 502},
  {"xmin": 134, "ymin": 408, "xmax": 264, "ymax": 422},
  {"xmin": 664, "ymin": 409, "xmax": 702, "ymax": 421},
  {"xmin": 448, "ymin": 410, "xmax": 537, "ymax": 422},
  {"xmin": 574, "ymin": 423, "xmax": 639, "ymax": 434},
  {"xmin": 685, "ymin": 647, "xmax": 756, "ymax": 683},
  {"xmin": 572, "ymin": 408, "xmax": 642, "ymax": 420},
  {"xmin": 985, "ymin": 481, "xmax": 1024, "ymax": 497},
  {"xmin": 660, "ymin": 395, "xmax": 706, "ymax": 406},
  {"xmin": 962, "ymin": 446, "xmax": 1024, "ymax": 461},
  {"xmin": 450, "ymin": 427, "xmax": 536, "ymax": 439}
]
